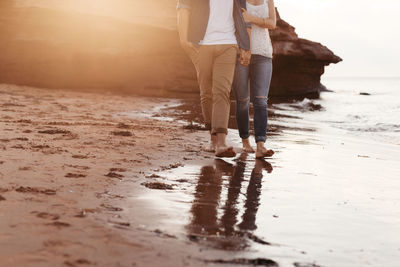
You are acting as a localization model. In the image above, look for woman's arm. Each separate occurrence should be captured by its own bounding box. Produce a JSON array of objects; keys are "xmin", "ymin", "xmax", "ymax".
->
[{"xmin": 242, "ymin": 0, "xmax": 276, "ymax": 30}]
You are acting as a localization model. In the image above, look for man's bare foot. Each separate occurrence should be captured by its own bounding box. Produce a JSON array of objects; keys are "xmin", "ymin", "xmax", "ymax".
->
[
  {"xmin": 215, "ymin": 146, "xmax": 236, "ymax": 158},
  {"xmin": 242, "ymin": 138, "xmax": 255, "ymax": 153},
  {"xmin": 203, "ymin": 134, "xmax": 217, "ymax": 152},
  {"xmin": 215, "ymin": 133, "xmax": 236, "ymax": 157},
  {"xmin": 256, "ymin": 142, "xmax": 274, "ymax": 159},
  {"xmin": 203, "ymin": 142, "xmax": 216, "ymax": 152}
]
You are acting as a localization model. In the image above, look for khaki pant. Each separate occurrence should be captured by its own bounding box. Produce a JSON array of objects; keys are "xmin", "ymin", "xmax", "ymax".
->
[{"xmin": 188, "ymin": 44, "xmax": 238, "ymax": 135}]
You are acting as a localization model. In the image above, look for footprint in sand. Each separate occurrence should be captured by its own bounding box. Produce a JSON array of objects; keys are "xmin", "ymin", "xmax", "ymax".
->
[
  {"xmin": 31, "ymin": 211, "xmax": 60, "ymax": 220},
  {"xmin": 11, "ymin": 144, "xmax": 25, "ymax": 149},
  {"xmin": 15, "ymin": 186, "xmax": 56, "ymax": 195},
  {"xmin": 108, "ymin": 220, "xmax": 130, "ymax": 228},
  {"xmin": 104, "ymin": 172, "xmax": 124, "ymax": 179},
  {"xmin": 46, "ymin": 221, "xmax": 71, "ymax": 228},
  {"xmin": 100, "ymin": 203, "xmax": 123, "ymax": 212},
  {"xmin": 111, "ymin": 131, "xmax": 133, "ymax": 137},
  {"xmin": 19, "ymin": 166, "xmax": 32, "ymax": 171},
  {"xmin": 14, "ymin": 137, "xmax": 29, "ymax": 141},
  {"xmin": 72, "ymin": 154, "xmax": 89, "ymax": 159},
  {"xmin": 1, "ymin": 103, "xmax": 25, "ymax": 107},
  {"xmin": 38, "ymin": 129, "xmax": 71, "ymax": 135},
  {"xmin": 145, "ymin": 174, "xmax": 161, "ymax": 179},
  {"xmin": 15, "ymin": 119, "xmax": 32, "ymax": 124},
  {"xmin": 141, "ymin": 182, "xmax": 174, "ymax": 190},
  {"xmin": 65, "ymin": 173, "xmax": 87, "ymax": 178}
]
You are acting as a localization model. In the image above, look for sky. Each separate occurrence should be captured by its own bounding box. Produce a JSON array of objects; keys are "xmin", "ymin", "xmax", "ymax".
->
[{"xmin": 277, "ymin": 0, "xmax": 400, "ymax": 77}]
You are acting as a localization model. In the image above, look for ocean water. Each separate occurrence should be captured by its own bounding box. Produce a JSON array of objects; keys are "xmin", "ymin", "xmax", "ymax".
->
[{"xmin": 312, "ymin": 77, "xmax": 400, "ymax": 145}]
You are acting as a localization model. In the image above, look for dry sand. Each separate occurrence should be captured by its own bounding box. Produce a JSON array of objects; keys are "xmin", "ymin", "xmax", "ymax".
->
[{"xmin": 0, "ymin": 84, "xmax": 212, "ymax": 267}]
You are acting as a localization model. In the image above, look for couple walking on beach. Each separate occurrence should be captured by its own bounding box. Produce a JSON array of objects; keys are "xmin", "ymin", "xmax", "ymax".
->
[{"xmin": 177, "ymin": 0, "xmax": 276, "ymax": 158}]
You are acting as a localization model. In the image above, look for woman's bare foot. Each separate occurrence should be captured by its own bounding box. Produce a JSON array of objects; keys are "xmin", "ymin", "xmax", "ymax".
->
[
  {"xmin": 242, "ymin": 138, "xmax": 255, "ymax": 153},
  {"xmin": 255, "ymin": 142, "xmax": 274, "ymax": 159}
]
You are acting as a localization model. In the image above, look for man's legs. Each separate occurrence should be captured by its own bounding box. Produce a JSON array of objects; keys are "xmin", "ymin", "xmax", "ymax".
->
[
  {"xmin": 197, "ymin": 45, "xmax": 217, "ymax": 151},
  {"xmin": 211, "ymin": 45, "xmax": 238, "ymax": 157}
]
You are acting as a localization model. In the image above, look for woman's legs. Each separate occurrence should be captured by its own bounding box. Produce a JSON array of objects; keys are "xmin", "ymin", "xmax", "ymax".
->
[
  {"xmin": 233, "ymin": 59, "xmax": 254, "ymax": 152},
  {"xmin": 249, "ymin": 55, "xmax": 274, "ymax": 158}
]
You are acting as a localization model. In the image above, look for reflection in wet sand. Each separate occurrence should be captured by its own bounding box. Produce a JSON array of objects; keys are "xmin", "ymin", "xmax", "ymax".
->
[{"xmin": 187, "ymin": 154, "xmax": 273, "ymax": 251}]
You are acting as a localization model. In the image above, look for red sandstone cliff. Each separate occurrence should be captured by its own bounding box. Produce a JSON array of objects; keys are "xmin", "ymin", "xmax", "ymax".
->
[{"xmin": 269, "ymin": 10, "xmax": 342, "ymax": 97}]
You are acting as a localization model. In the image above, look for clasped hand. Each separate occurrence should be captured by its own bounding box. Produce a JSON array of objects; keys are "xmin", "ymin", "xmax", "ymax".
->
[{"xmin": 239, "ymin": 49, "xmax": 251, "ymax": 66}]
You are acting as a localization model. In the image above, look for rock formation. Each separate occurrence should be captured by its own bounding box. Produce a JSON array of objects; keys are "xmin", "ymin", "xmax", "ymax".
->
[
  {"xmin": 0, "ymin": 1, "xmax": 341, "ymax": 97},
  {"xmin": 269, "ymin": 10, "xmax": 342, "ymax": 97}
]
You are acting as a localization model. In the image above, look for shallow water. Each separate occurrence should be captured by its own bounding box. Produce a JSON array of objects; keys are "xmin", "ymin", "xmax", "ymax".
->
[{"xmin": 134, "ymin": 78, "xmax": 400, "ymax": 267}]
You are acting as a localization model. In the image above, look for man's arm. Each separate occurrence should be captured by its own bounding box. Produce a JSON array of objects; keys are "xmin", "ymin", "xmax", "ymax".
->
[
  {"xmin": 239, "ymin": 28, "xmax": 251, "ymax": 66},
  {"xmin": 235, "ymin": 0, "xmax": 251, "ymax": 66},
  {"xmin": 177, "ymin": 1, "xmax": 198, "ymax": 54}
]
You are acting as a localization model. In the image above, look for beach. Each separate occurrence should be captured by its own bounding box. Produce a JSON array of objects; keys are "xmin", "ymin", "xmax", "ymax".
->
[
  {"xmin": 1, "ymin": 78, "xmax": 400, "ymax": 267},
  {"xmin": 1, "ymin": 0, "xmax": 399, "ymax": 266},
  {"xmin": 0, "ymin": 84, "xmax": 214, "ymax": 266}
]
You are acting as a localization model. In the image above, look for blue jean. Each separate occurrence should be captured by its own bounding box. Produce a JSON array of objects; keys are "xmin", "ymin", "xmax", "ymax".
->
[{"xmin": 232, "ymin": 55, "xmax": 272, "ymax": 143}]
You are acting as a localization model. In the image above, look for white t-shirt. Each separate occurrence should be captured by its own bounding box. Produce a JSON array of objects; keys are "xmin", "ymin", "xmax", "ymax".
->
[{"xmin": 200, "ymin": 0, "xmax": 237, "ymax": 45}]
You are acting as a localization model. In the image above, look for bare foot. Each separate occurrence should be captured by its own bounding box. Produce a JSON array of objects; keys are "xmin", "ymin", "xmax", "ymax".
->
[
  {"xmin": 203, "ymin": 134, "xmax": 217, "ymax": 152},
  {"xmin": 203, "ymin": 142, "xmax": 215, "ymax": 152},
  {"xmin": 215, "ymin": 146, "xmax": 236, "ymax": 158},
  {"xmin": 256, "ymin": 145, "xmax": 274, "ymax": 159},
  {"xmin": 242, "ymin": 138, "xmax": 255, "ymax": 153}
]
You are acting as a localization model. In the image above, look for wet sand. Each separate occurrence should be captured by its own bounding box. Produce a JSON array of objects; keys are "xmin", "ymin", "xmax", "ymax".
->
[
  {"xmin": 119, "ymin": 82, "xmax": 400, "ymax": 266},
  {"xmin": 0, "ymin": 84, "xmax": 217, "ymax": 267},
  {"xmin": 1, "ymin": 82, "xmax": 400, "ymax": 267}
]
